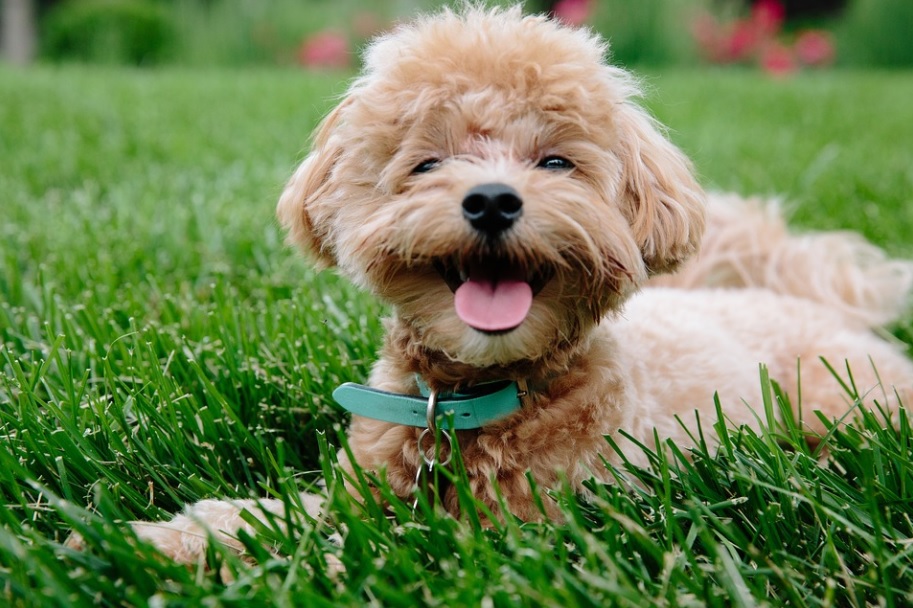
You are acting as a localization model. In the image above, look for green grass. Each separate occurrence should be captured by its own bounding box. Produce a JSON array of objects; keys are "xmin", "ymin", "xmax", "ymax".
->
[{"xmin": 2, "ymin": 65, "xmax": 913, "ymax": 606}]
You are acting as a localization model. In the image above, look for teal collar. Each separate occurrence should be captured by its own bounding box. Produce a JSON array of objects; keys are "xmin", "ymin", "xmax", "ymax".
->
[{"xmin": 332, "ymin": 378, "xmax": 528, "ymax": 430}]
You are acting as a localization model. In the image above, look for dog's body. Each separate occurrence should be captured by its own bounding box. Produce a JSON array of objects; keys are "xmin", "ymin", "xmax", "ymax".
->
[
  {"xmin": 92, "ymin": 7, "xmax": 913, "ymax": 560},
  {"xmin": 341, "ymin": 192, "xmax": 913, "ymax": 520}
]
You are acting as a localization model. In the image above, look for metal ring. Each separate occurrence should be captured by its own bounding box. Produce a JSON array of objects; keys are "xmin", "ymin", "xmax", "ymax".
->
[
  {"xmin": 417, "ymin": 427, "xmax": 453, "ymax": 468},
  {"xmin": 418, "ymin": 389, "xmax": 453, "ymax": 468},
  {"xmin": 418, "ymin": 428, "xmax": 435, "ymax": 466},
  {"xmin": 425, "ymin": 388, "xmax": 439, "ymax": 432}
]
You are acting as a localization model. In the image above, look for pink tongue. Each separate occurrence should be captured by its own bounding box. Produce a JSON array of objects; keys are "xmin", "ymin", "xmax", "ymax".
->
[{"xmin": 454, "ymin": 278, "xmax": 533, "ymax": 332}]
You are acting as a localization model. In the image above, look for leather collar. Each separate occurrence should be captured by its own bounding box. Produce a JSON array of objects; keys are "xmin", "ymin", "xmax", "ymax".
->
[{"xmin": 332, "ymin": 377, "xmax": 528, "ymax": 430}]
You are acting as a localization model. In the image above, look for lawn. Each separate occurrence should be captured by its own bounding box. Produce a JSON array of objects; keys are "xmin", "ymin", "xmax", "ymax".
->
[{"xmin": 1, "ymin": 65, "xmax": 913, "ymax": 607}]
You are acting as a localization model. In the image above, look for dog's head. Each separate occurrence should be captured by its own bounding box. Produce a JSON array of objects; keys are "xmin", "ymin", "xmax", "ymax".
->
[{"xmin": 278, "ymin": 6, "xmax": 705, "ymax": 368}]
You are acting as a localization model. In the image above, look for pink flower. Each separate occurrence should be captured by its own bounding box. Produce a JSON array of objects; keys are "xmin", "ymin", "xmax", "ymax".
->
[
  {"xmin": 751, "ymin": 0, "xmax": 785, "ymax": 36},
  {"xmin": 552, "ymin": 0, "xmax": 592, "ymax": 26},
  {"xmin": 297, "ymin": 30, "xmax": 350, "ymax": 69},
  {"xmin": 691, "ymin": 0, "xmax": 831, "ymax": 75},
  {"xmin": 795, "ymin": 30, "xmax": 835, "ymax": 67},
  {"xmin": 724, "ymin": 19, "xmax": 760, "ymax": 62},
  {"xmin": 760, "ymin": 42, "xmax": 797, "ymax": 77}
]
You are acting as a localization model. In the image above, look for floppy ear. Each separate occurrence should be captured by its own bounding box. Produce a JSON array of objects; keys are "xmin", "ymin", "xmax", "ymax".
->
[
  {"xmin": 615, "ymin": 104, "xmax": 706, "ymax": 274},
  {"xmin": 276, "ymin": 99, "xmax": 351, "ymax": 268}
]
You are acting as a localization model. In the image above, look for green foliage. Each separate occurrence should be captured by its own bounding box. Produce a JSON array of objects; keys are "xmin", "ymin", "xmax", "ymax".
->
[
  {"xmin": 41, "ymin": 0, "xmax": 177, "ymax": 65},
  {"xmin": 37, "ymin": 0, "xmax": 701, "ymax": 68},
  {"xmin": 834, "ymin": 0, "xmax": 913, "ymax": 68},
  {"xmin": 166, "ymin": 0, "xmax": 348, "ymax": 67},
  {"xmin": 1, "ymin": 65, "xmax": 913, "ymax": 605},
  {"xmin": 589, "ymin": 0, "xmax": 702, "ymax": 67},
  {"xmin": 136, "ymin": 0, "xmax": 437, "ymax": 67},
  {"xmin": 32, "ymin": 0, "xmax": 913, "ymax": 69}
]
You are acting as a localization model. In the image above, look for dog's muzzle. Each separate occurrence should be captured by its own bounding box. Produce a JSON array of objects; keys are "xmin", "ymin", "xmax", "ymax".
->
[{"xmin": 428, "ymin": 183, "xmax": 551, "ymax": 334}]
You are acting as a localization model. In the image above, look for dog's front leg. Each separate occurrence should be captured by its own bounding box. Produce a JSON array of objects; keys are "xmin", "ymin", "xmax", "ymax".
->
[{"xmin": 67, "ymin": 492, "xmax": 326, "ymax": 565}]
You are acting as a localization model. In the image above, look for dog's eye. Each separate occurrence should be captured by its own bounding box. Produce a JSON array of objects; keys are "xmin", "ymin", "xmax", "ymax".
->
[
  {"xmin": 537, "ymin": 156, "xmax": 575, "ymax": 171},
  {"xmin": 412, "ymin": 159, "xmax": 441, "ymax": 174}
]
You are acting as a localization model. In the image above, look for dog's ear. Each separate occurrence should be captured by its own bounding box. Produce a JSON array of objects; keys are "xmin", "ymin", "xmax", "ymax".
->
[
  {"xmin": 615, "ymin": 105, "xmax": 706, "ymax": 274},
  {"xmin": 276, "ymin": 99, "xmax": 351, "ymax": 268}
]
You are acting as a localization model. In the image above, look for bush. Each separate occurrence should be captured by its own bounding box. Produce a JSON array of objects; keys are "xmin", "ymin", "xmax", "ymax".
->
[
  {"xmin": 41, "ymin": 0, "xmax": 175, "ymax": 65},
  {"xmin": 835, "ymin": 0, "xmax": 913, "ymax": 67},
  {"xmin": 165, "ymin": 0, "xmax": 436, "ymax": 67},
  {"xmin": 588, "ymin": 0, "xmax": 701, "ymax": 67}
]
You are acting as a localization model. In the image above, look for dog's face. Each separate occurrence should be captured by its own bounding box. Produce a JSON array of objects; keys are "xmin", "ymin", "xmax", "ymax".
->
[{"xmin": 278, "ymin": 7, "xmax": 704, "ymax": 368}]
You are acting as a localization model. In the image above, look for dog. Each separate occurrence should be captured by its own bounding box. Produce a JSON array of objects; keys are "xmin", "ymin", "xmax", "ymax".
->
[{"xmin": 80, "ymin": 5, "xmax": 913, "ymax": 562}]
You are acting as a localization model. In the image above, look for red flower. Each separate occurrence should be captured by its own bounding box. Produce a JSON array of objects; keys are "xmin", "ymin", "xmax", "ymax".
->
[
  {"xmin": 795, "ymin": 30, "xmax": 835, "ymax": 67},
  {"xmin": 691, "ymin": 0, "xmax": 834, "ymax": 74},
  {"xmin": 552, "ymin": 0, "xmax": 592, "ymax": 26},
  {"xmin": 760, "ymin": 42, "xmax": 797, "ymax": 77},
  {"xmin": 297, "ymin": 30, "xmax": 350, "ymax": 69},
  {"xmin": 751, "ymin": 0, "xmax": 785, "ymax": 36},
  {"xmin": 725, "ymin": 19, "xmax": 760, "ymax": 62}
]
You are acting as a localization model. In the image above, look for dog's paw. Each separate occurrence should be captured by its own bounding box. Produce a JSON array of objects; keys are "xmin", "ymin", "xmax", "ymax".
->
[
  {"xmin": 65, "ymin": 501, "xmax": 251, "ymax": 563},
  {"xmin": 131, "ymin": 512, "xmax": 226, "ymax": 564}
]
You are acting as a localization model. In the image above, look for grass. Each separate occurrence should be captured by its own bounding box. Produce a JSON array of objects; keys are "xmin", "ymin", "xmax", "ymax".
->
[{"xmin": 1, "ymin": 64, "xmax": 913, "ymax": 606}]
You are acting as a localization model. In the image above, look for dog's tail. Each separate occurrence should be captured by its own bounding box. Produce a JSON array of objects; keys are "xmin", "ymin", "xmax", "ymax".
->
[{"xmin": 649, "ymin": 193, "xmax": 913, "ymax": 328}]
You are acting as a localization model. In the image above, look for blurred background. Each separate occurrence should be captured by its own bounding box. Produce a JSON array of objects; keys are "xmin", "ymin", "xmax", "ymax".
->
[{"xmin": 1, "ymin": 0, "xmax": 911, "ymax": 72}]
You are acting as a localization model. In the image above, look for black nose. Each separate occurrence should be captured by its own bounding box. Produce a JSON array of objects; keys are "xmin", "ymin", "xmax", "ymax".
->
[{"xmin": 461, "ymin": 183, "xmax": 523, "ymax": 237}]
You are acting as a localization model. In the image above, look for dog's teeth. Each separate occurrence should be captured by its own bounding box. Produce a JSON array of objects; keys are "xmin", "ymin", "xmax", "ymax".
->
[{"xmin": 460, "ymin": 268, "xmax": 468, "ymax": 282}]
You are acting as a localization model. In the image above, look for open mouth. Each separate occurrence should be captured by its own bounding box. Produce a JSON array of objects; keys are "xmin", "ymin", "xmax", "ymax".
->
[{"xmin": 433, "ymin": 256, "xmax": 552, "ymax": 334}]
